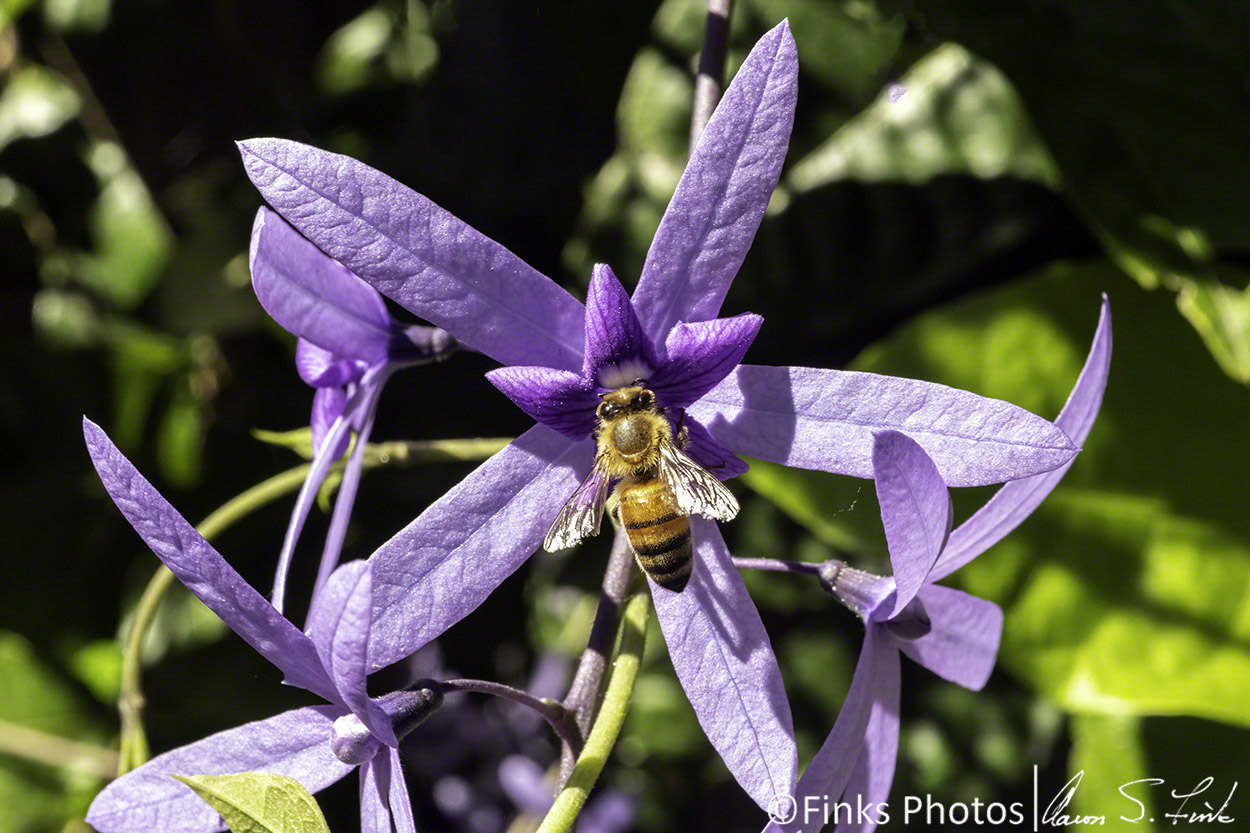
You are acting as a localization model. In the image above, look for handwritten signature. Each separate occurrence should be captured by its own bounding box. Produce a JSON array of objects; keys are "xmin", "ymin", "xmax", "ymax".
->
[{"xmin": 1043, "ymin": 771, "xmax": 1237, "ymax": 826}]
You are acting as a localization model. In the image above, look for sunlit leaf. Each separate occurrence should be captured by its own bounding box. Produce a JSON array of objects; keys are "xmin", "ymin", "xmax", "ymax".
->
[
  {"xmin": 748, "ymin": 259, "xmax": 1250, "ymax": 725},
  {"xmin": 747, "ymin": 0, "xmax": 904, "ymax": 102},
  {"xmin": 0, "ymin": 631, "xmax": 105, "ymax": 831},
  {"xmin": 73, "ymin": 142, "xmax": 173, "ymax": 310},
  {"xmin": 902, "ymin": 1, "xmax": 1250, "ymax": 276},
  {"xmin": 0, "ymin": 65, "xmax": 80, "ymax": 150},
  {"xmin": 1175, "ymin": 277, "xmax": 1250, "ymax": 384},
  {"xmin": 251, "ymin": 427, "xmax": 317, "ymax": 460},
  {"xmin": 1069, "ymin": 715, "xmax": 1155, "ymax": 832},
  {"xmin": 173, "ymin": 773, "xmax": 331, "ymax": 833},
  {"xmin": 788, "ymin": 43, "xmax": 1058, "ymax": 192}
]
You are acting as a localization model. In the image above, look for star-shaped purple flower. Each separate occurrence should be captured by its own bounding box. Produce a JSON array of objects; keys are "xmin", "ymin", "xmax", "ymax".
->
[
  {"xmin": 767, "ymin": 300, "xmax": 1111, "ymax": 833},
  {"xmin": 249, "ymin": 209, "xmax": 456, "ymax": 613},
  {"xmin": 83, "ymin": 420, "xmax": 438, "ymax": 833},
  {"xmin": 237, "ymin": 21, "xmax": 1077, "ymax": 813}
]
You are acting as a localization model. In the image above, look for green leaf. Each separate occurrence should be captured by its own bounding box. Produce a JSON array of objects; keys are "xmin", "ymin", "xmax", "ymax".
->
[
  {"xmin": 747, "ymin": 0, "xmax": 904, "ymax": 102},
  {"xmin": 1175, "ymin": 277, "xmax": 1250, "ymax": 384},
  {"xmin": 788, "ymin": 43, "xmax": 1058, "ymax": 192},
  {"xmin": 172, "ymin": 773, "xmax": 331, "ymax": 833},
  {"xmin": 750, "ymin": 259, "xmax": 1250, "ymax": 725},
  {"xmin": 739, "ymin": 457, "xmax": 875, "ymax": 554},
  {"xmin": 251, "ymin": 427, "xmax": 318, "ymax": 460},
  {"xmin": 1070, "ymin": 715, "xmax": 1155, "ymax": 832},
  {"xmin": 901, "ymin": 1, "xmax": 1250, "ymax": 282},
  {"xmin": 157, "ymin": 384, "xmax": 208, "ymax": 488},
  {"xmin": 73, "ymin": 142, "xmax": 173, "ymax": 310},
  {"xmin": 0, "ymin": 631, "xmax": 107, "ymax": 830},
  {"xmin": 0, "ymin": 65, "xmax": 80, "ymax": 150}
]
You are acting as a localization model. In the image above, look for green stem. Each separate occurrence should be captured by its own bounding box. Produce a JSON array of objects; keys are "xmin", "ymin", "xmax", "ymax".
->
[
  {"xmin": 0, "ymin": 717, "xmax": 119, "ymax": 780},
  {"xmin": 115, "ymin": 435, "xmax": 513, "ymax": 776},
  {"xmin": 537, "ymin": 593, "xmax": 649, "ymax": 833}
]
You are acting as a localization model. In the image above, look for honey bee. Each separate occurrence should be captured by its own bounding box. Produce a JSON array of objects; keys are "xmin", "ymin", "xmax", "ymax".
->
[{"xmin": 543, "ymin": 385, "xmax": 739, "ymax": 592}]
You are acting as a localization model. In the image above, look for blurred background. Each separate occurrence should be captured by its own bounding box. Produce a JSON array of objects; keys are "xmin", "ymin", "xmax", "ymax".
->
[{"xmin": 3, "ymin": 0, "xmax": 1250, "ymax": 831}]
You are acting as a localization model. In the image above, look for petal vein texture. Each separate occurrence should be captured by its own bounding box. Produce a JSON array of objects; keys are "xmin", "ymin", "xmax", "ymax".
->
[
  {"xmin": 652, "ymin": 517, "xmax": 796, "ymax": 811},
  {"xmin": 239, "ymin": 139, "xmax": 585, "ymax": 371}
]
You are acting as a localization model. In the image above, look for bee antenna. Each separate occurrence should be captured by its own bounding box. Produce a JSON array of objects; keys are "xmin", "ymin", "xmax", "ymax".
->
[{"xmin": 632, "ymin": 378, "xmax": 647, "ymax": 388}]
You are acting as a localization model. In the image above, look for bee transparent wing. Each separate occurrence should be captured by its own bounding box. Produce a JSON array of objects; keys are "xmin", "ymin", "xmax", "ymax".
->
[
  {"xmin": 657, "ymin": 441, "xmax": 739, "ymax": 522},
  {"xmin": 543, "ymin": 458, "xmax": 614, "ymax": 551}
]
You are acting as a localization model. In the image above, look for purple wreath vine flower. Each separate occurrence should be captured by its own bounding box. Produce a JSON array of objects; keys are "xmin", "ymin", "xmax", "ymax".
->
[
  {"xmin": 768, "ymin": 300, "xmax": 1111, "ymax": 833},
  {"xmin": 237, "ymin": 21, "xmax": 1078, "ymax": 813},
  {"xmin": 249, "ymin": 209, "xmax": 457, "ymax": 613},
  {"xmin": 83, "ymin": 421, "xmax": 440, "ymax": 833}
]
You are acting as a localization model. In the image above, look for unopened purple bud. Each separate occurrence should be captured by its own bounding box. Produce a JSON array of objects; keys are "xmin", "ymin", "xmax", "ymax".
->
[
  {"xmin": 819, "ymin": 560, "xmax": 893, "ymax": 620},
  {"xmin": 330, "ymin": 713, "xmax": 382, "ymax": 765},
  {"xmin": 387, "ymin": 681, "xmax": 445, "ymax": 740},
  {"xmin": 884, "ymin": 595, "xmax": 932, "ymax": 640}
]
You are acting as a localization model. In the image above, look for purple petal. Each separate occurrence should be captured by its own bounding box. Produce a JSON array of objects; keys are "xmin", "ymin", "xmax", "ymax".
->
[
  {"xmin": 314, "ymin": 383, "xmax": 385, "ymax": 596},
  {"xmin": 689, "ymin": 365, "xmax": 1078, "ymax": 487},
  {"xmin": 305, "ymin": 561, "xmax": 396, "ymax": 747},
  {"xmin": 871, "ymin": 431, "xmax": 952, "ymax": 619},
  {"xmin": 367, "ymin": 426, "xmax": 593, "ymax": 668},
  {"xmin": 311, "ymin": 386, "xmax": 351, "ymax": 462},
  {"xmin": 273, "ymin": 373, "xmax": 377, "ymax": 616},
  {"xmin": 583, "ymin": 263, "xmax": 657, "ymax": 388},
  {"xmin": 930, "ymin": 298, "xmax": 1112, "ymax": 581},
  {"xmin": 651, "ymin": 517, "xmax": 796, "ymax": 811},
  {"xmin": 485, "ymin": 366, "xmax": 600, "ymax": 439},
  {"xmin": 895, "ymin": 585, "xmax": 1002, "ymax": 691},
  {"xmin": 582, "ymin": 790, "xmax": 636, "ymax": 833},
  {"xmin": 632, "ymin": 22, "xmax": 797, "ymax": 342},
  {"xmin": 296, "ymin": 338, "xmax": 367, "ymax": 388},
  {"xmin": 83, "ymin": 419, "xmax": 338, "ymax": 703},
  {"xmin": 498, "ymin": 755, "xmax": 553, "ymax": 815},
  {"xmin": 239, "ymin": 139, "xmax": 585, "ymax": 371},
  {"xmin": 767, "ymin": 628, "xmax": 898, "ymax": 833},
  {"xmin": 386, "ymin": 747, "xmax": 417, "ymax": 833},
  {"xmin": 85, "ymin": 706, "xmax": 354, "ymax": 833},
  {"xmin": 683, "ymin": 416, "xmax": 749, "ymax": 480},
  {"xmin": 251, "ymin": 208, "xmax": 393, "ymax": 364},
  {"xmin": 649, "ymin": 314, "xmax": 763, "ymax": 409},
  {"xmin": 833, "ymin": 639, "xmax": 901, "ymax": 833},
  {"xmin": 360, "ymin": 746, "xmax": 415, "ymax": 833}
]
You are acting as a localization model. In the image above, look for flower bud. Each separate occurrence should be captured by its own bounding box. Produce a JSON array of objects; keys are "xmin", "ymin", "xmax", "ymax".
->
[
  {"xmin": 819, "ymin": 560, "xmax": 894, "ymax": 620},
  {"xmin": 385, "ymin": 681, "xmax": 445, "ymax": 740}
]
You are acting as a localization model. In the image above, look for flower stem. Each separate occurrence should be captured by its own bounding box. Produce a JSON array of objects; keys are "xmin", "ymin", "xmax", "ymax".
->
[
  {"xmin": 732, "ymin": 556, "xmax": 823, "ymax": 576},
  {"xmin": 690, "ymin": 0, "xmax": 736, "ymax": 147},
  {"xmin": 115, "ymin": 435, "xmax": 512, "ymax": 776},
  {"xmin": 440, "ymin": 679, "xmax": 582, "ymax": 755},
  {"xmin": 559, "ymin": 531, "xmax": 637, "ymax": 784},
  {"xmin": 537, "ymin": 593, "xmax": 649, "ymax": 833},
  {"xmin": 0, "ymin": 717, "xmax": 119, "ymax": 780}
]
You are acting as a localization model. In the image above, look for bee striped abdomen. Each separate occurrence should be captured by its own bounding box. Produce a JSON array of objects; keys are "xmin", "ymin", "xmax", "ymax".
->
[{"xmin": 619, "ymin": 477, "xmax": 693, "ymax": 592}]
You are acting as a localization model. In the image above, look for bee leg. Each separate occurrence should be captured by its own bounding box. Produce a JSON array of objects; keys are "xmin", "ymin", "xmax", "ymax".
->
[{"xmin": 674, "ymin": 409, "xmax": 690, "ymax": 449}]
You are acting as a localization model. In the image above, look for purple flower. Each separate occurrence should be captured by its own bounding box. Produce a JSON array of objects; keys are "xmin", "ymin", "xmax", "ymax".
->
[
  {"xmin": 83, "ymin": 420, "xmax": 439, "ymax": 833},
  {"xmin": 237, "ymin": 21, "xmax": 1076, "ymax": 813},
  {"xmin": 250, "ymin": 208, "xmax": 456, "ymax": 613},
  {"xmin": 768, "ymin": 300, "xmax": 1111, "ymax": 833}
]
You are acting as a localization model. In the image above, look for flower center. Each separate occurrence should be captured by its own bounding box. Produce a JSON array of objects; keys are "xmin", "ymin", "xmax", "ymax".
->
[
  {"xmin": 597, "ymin": 359, "xmax": 652, "ymax": 391},
  {"xmin": 330, "ymin": 714, "xmax": 382, "ymax": 766}
]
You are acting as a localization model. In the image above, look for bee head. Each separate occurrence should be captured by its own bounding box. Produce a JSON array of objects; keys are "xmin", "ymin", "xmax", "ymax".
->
[{"xmin": 597, "ymin": 385, "xmax": 655, "ymax": 420}]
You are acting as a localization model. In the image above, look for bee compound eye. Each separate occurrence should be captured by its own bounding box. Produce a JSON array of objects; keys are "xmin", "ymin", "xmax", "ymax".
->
[{"xmin": 639, "ymin": 390, "xmax": 654, "ymax": 406}]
